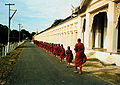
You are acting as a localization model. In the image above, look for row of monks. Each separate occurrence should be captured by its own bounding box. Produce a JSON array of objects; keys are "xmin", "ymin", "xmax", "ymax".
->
[{"xmin": 33, "ymin": 40, "xmax": 73, "ymax": 66}]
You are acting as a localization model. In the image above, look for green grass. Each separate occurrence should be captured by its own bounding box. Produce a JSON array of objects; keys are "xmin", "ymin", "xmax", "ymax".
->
[
  {"xmin": 86, "ymin": 52, "xmax": 96, "ymax": 57},
  {"xmin": 116, "ymin": 73, "xmax": 120, "ymax": 77},
  {"xmin": 87, "ymin": 58, "xmax": 100, "ymax": 61},
  {"xmin": 83, "ymin": 62, "xmax": 102, "ymax": 68},
  {"xmin": 98, "ymin": 72, "xmax": 114, "ymax": 79},
  {"xmin": 99, "ymin": 61, "xmax": 116, "ymax": 66},
  {"xmin": 97, "ymin": 72, "xmax": 120, "ymax": 85}
]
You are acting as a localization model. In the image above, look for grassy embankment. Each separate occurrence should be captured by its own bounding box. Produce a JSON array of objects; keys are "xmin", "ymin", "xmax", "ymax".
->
[{"xmin": 0, "ymin": 42, "xmax": 26, "ymax": 85}]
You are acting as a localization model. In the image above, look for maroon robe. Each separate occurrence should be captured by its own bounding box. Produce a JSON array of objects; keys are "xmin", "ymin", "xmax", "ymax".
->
[
  {"xmin": 56, "ymin": 46, "xmax": 61, "ymax": 56},
  {"xmin": 60, "ymin": 47, "xmax": 65, "ymax": 59},
  {"xmin": 66, "ymin": 49, "xmax": 73, "ymax": 63},
  {"xmin": 74, "ymin": 42, "xmax": 87, "ymax": 67},
  {"xmin": 53, "ymin": 45, "xmax": 57, "ymax": 56}
]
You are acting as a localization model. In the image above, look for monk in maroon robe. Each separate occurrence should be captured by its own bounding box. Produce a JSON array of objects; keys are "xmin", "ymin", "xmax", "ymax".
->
[
  {"xmin": 53, "ymin": 44, "xmax": 57, "ymax": 57},
  {"xmin": 60, "ymin": 45, "xmax": 65, "ymax": 62},
  {"xmin": 74, "ymin": 38, "xmax": 87, "ymax": 74},
  {"xmin": 66, "ymin": 46, "xmax": 73, "ymax": 67},
  {"xmin": 56, "ymin": 44, "xmax": 61, "ymax": 58}
]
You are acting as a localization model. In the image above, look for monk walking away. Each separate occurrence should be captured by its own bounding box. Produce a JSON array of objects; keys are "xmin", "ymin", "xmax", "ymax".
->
[
  {"xmin": 60, "ymin": 44, "xmax": 65, "ymax": 62},
  {"xmin": 66, "ymin": 46, "xmax": 73, "ymax": 68},
  {"xmin": 74, "ymin": 38, "xmax": 87, "ymax": 74}
]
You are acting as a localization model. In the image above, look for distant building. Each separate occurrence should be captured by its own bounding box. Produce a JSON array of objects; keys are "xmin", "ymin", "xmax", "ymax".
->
[{"xmin": 34, "ymin": 0, "xmax": 120, "ymax": 66}]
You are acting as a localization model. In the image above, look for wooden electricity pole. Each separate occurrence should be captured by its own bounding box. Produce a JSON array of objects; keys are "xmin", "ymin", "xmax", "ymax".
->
[
  {"xmin": 18, "ymin": 24, "xmax": 23, "ymax": 43},
  {"xmin": 5, "ymin": 3, "xmax": 17, "ymax": 52}
]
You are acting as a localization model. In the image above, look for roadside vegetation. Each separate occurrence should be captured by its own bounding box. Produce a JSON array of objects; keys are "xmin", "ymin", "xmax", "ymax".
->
[
  {"xmin": 0, "ymin": 24, "xmax": 35, "ymax": 46},
  {"xmin": 0, "ymin": 42, "xmax": 26, "ymax": 85}
]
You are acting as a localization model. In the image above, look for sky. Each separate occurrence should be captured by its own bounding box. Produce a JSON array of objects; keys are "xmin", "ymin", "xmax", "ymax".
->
[{"xmin": 0, "ymin": 0, "xmax": 80, "ymax": 33}]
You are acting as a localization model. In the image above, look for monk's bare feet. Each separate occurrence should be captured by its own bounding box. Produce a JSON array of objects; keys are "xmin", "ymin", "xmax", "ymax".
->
[{"xmin": 73, "ymin": 70, "xmax": 78, "ymax": 73}]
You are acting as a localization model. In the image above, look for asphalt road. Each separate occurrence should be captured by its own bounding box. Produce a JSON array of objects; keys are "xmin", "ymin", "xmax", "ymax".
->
[{"xmin": 6, "ymin": 42, "xmax": 111, "ymax": 85}]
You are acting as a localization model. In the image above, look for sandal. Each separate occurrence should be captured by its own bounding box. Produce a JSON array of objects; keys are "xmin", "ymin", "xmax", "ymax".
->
[{"xmin": 73, "ymin": 70, "xmax": 78, "ymax": 73}]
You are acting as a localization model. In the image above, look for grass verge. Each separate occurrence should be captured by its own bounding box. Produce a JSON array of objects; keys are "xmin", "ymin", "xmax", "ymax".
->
[
  {"xmin": 0, "ymin": 42, "xmax": 26, "ymax": 85},
  {"xmin": 96, "ymin": 72, "xmax": 120, "ymax": 85}
]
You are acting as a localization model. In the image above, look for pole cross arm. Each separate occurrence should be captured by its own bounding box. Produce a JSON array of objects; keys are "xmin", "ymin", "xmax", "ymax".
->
[
  {"xmin": 10, "ymin": 9, "xmax": 16, "ymax": 11},
  {"xmin": 10, "ymin": 9, "xmax": 17, "ymax": 20},
  {"xmin": 5, "ymin": 3, "xmax": 15, "ymax": 6}
]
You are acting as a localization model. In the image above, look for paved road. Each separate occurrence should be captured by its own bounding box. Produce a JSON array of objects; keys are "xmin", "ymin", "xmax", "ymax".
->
[{"xmin": 6, "ymin": 42, "xmax": 111, "ymax": 85}]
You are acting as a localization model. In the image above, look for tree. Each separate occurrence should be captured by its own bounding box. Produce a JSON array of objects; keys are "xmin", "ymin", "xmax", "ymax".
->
[
  {"xmin": 0, "ymin": 24, "xmax": 33, "ymax": 44},
  {"xmin": 51, "ymin": 19, "xmax": 63, "ymax": 27},
  {"xmin": 20, "ymin": 29, "xmax": 31, "ymax": 41},
  {"xmin": 10, "ymin": 30, "xmax": 19, "ymax": 42},
  {"xmin": 0, "ymin": 24, "xmax": 9, "ymax": 44},
  {"xmin": 31, "ymin": 32, "xmax": 36, "ymax": 36},
  {"xmin": 29, "ymin": 32, "xmax": 36, "ymax": 40}
]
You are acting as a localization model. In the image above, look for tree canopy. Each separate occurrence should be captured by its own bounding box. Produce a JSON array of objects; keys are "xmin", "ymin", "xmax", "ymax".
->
[
  {"xmin": 0, "ymin": 24, "xmax": 34, "ymax": 45},
  {"xmin": 51, "ymin": 19, "xmax": 63, "ymax": 27}
]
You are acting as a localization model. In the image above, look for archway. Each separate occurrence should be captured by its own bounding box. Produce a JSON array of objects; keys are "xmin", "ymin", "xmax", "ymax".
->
[{"xmin": 91, "ymin": 12, "xmax": 107, "ymax": 49}]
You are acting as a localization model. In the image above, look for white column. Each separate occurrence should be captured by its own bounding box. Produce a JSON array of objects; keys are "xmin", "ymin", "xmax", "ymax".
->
[
  {"xmin": 77, "ymin": 17, "xmax": 82, "ymax": 39},
  {"xmin": 85, "ymin": 12, "xmax": 92, "ymax": 49},
  {"xmin": 107, "ymin": 1, "xmax": 118, "ymax": 53},
  {"xmin": 65, "ymin": 32, "xmax": 67, "ymax": 48},
  {"xmin": 68, "ymin": 32, "xmax": 70, "ymax": 46},
  {"xmin": 57, "ymin": 33, "xmax": 59, "ymax": 44},
  {"xmin": 71, "ymin": 32, "xmax": 73, "ymax": 48},
  {"xmin": 59, "ymin": 33, "xmax": 61, "ymax": 44},
  {"xmin": 73, "ymin": 31, "xmax": 76, "ymax": 47},
  {"xmin": 63, "ymin": 33, "xmax": 65, "ymax": 46},
  {"xmin": 61, "ymin": 33, "xmax": 63, "ymax": 44},
  {"xmin": 75, "ymin": 31, "xmax": 78, "ymax": 43},
  {"xmin": 69, "ymin": 32, "xmax": 72, "ymax": 47}
]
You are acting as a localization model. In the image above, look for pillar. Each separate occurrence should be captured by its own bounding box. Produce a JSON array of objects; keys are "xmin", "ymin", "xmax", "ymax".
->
[
  {"xmin": 62, "ymin": 33, "xmax": 65, "ymax": 46},
  {"xmin": 85, "ymin": 12, "xmax": 92, "ymax": 49},
  {"xmin": 107, "ymin": 1, "xmax": 118, "ymax": 53},
  {"xmin": 70, "ymin": 32, "xmax": 73, "ymax": 47},
  {"xmin": 68, "ymin": 32, "xmax": 70, "ymax": 46},
  {"xmin": 77, "ymin": 17, "xmax": 82, "ymax": 39},
  {"xmin": 65, "ymin": 32, "xmax": 67, "ymax": 48},
  {"xmin": 73, "ymin": 31, "xmax": 76, "ymax": 47}
]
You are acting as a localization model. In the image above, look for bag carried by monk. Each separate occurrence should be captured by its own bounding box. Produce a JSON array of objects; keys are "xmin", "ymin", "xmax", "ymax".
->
[{"xmin": 82, "ymin": 53, "xmax": 87, "ymax": 64}]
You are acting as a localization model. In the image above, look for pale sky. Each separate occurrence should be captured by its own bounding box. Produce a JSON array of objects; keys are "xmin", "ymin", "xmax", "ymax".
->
[{"xmin": 0, "ymin": 0, "xmax": 80, "ymax": 33}]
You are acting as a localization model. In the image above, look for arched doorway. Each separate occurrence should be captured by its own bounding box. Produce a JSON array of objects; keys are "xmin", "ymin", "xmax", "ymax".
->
[
  {"xmin": 82, "ymin": 19, "xmax": 86, "ymax": 43},
  {"xmin": 118, "ymin": 16, "xmax": 120, "ymax": 52},
  {"xmin": 92, "ymin": 12, "xmax": 107, "ymax": 49}
]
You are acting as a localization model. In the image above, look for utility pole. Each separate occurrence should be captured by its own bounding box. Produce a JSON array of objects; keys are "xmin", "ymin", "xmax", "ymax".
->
[
  {"xmin": 18, "ymin": 24, "xmax": 23, "ymax": 43},
  {"xmin": 5, "ymin": 3, "xmax": 17, "ymax": 52}
]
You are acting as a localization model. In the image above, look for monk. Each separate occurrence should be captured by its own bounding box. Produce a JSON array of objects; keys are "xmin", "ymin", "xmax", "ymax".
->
[
  {"xmin": 56, "ymin": 44, "xmax": 61, "ymax": 58},
  {"xmin": 74, "ymin": 38, "xmax": 87, "ymax": 74},
  {"xmin": 66, "ymin": 46, "xmax": 73, "ymax": 67},
  {"xmin": 60, "ymin": 44, "xmax": 65, "ymax": 62},
  {"xmin": 53, "ymin": 44, "xmax": 57, "ymax": 57}
]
